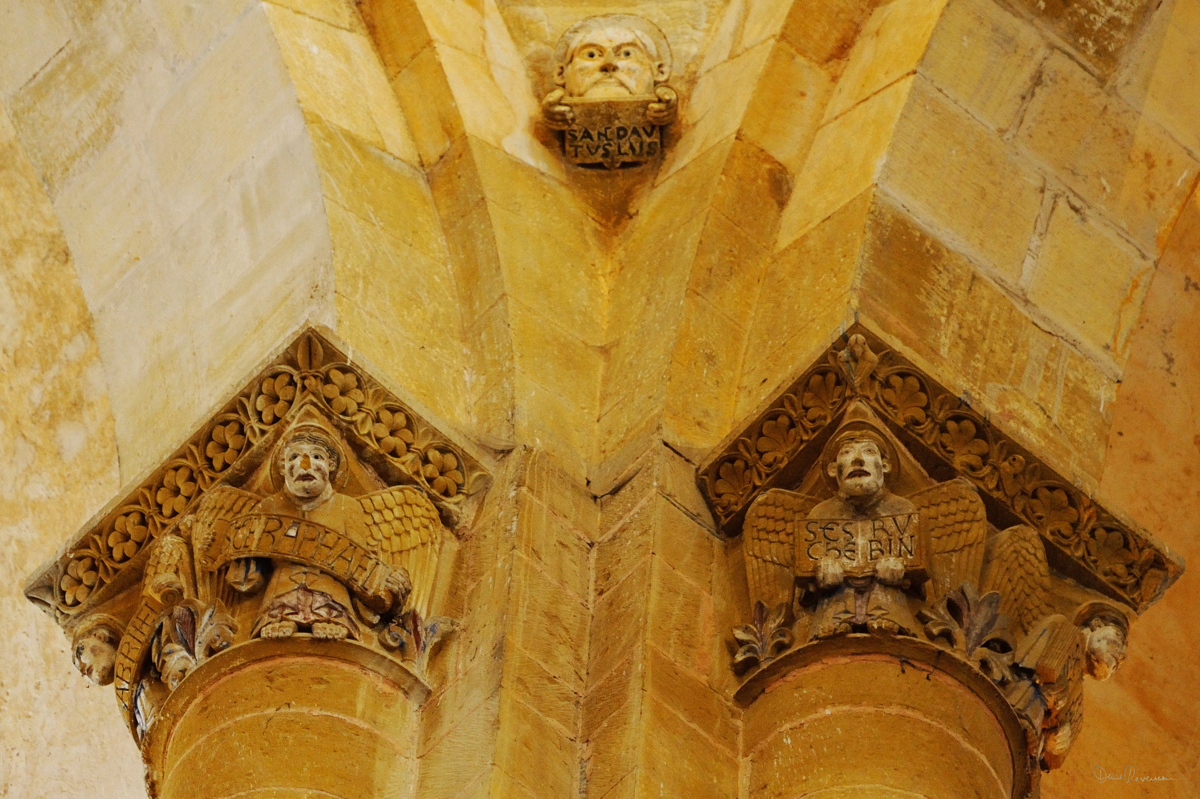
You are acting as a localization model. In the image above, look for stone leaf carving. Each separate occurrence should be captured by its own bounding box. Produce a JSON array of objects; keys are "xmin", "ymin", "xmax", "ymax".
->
[
  {"xmin": 700, "ymin": 326, "xmax": 1182, "ymax": 613},
  {"xmin": 25, "ymin": 328, "xmax": 487, "ymax": 623},
  {"xmin": 542, "ymin": 15, "xmax": 678, "ymax": 168}
]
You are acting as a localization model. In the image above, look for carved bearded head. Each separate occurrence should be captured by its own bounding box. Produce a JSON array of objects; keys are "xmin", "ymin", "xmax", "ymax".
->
[
  {"xmin": 826, "ymin": 434, "xmax": 892, "ymax": 500},
  {"xmin": 281, "ymin": 430, "xmax": 341, "ymax": 505},
  {"xmin": 72, "ymin": 620, "xmax": 121, "ymax": 685},
  {"xmin": 554, "ymin": 15, "xmax": 670, "ymax": 99}
]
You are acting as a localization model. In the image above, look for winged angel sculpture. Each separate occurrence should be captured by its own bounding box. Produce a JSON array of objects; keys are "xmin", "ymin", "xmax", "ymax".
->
[
  {"xmin": 733, "ymin": 394, "xmax": 1131, "ymax": 770},
  {"xmin": 738, "ymin": 400, "xmax": 988, "ymax": 654},
  {"xmin": 117, "ymin": 410, "xmax": 451, "ymax": 738}
]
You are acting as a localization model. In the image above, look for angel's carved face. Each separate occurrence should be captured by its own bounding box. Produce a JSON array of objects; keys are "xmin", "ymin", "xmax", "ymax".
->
[
  {"xmin": 1085, "ymin": 623, "xmax": 1126, "ymax": 680},
  {"xmin": 828, "ymin": 436, "xmax": 890, "ymax": 499},
  {"xmin": 73, "ymin": 631, "xmax": 117, "ymax": 685},
  {"xmin": 283, "ymin": 438, "xmax": 335, "ymax": 501}
]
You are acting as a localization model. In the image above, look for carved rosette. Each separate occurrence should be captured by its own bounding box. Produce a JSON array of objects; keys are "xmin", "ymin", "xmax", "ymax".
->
[
  {"xmin": 704, "ymin": 326, "xmax": 1183, "ymax": 783},
  {"xmin": 24, "ymin": 328, "xmax": 488, "ymax": 758}
]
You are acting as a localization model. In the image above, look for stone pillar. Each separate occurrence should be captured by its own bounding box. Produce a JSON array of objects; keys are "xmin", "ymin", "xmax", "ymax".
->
[
  {"xmin": 142, "ymin": 641, "xmax": 424, "ymax": 799},
  {"xmin": 24, "ymin": 330, "xmax": 486, "ymax": 799},
  {"xmin": 741, "ymin": 639, "xmax": 1030, "ymax": 799}
]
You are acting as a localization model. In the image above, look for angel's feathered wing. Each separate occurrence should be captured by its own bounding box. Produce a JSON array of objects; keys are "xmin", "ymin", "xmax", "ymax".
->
[
  {"xmin": 910, "ymin": 478, "xmax": 987, "ymax": 602},
  {"xmin": 981, "ymin": 524, "xmax": 1056, "ymax": 638},
  {"xmin": 359, "ymin": 485, "xmax": 446, "ymax": 618},
  {"xmin": 190, "ymin": 486, "xmax": 260, "ymax": 554},
  {"xmin": 743, "ymin": 489, "xmax": 821, "ymax": 612}
]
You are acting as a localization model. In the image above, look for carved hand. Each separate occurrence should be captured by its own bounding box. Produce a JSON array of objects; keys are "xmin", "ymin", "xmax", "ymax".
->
[
  {"xmin": 816, "ymin": 556, "xmax": 845, "ymax": 590},
  {"xmin": 646, "ymin": 85, "xmax": 678, "ymax": 126},
  {"xmin": 541, "ymin": 89, "xmax": 574, "ymax": 130},
  {"xmin": 874, "ymin": 556, "xmax": 907, "ymax": 586}
]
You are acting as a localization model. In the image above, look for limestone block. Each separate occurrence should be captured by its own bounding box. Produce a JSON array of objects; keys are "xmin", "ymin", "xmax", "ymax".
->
[
  {"xmin": 0, "ymin": 0, "xmax": 72, "ymax": 98},
  {"xmin": 8, "ymin": 0, "xmax": 170, "ymax": 197},
  {"xmin": 441, "ymin": 200, "xmax": 504, "ymax": 326},
  {"xmin": 713, "ymin": 139, "xmax": 792, "ymax": 248},
  {"xmin": 308, "ymin": 116, "xmax": 445, "ymax": 260},
  {"xmin": 144, "ymin": 7, "xmax": 304, "ymax": 231},
  {"xmin": 595, "ymin": 389, "xmax": 668, "ymax": 480},
  {"xmin": 266, "ymin": 2, "xmax": 418, "ymax": 163},
  {"xmin": 1028, "ymin": 200, "xmax": 1154, "ymax": 361},
  {"xmin": 51, "ymin": 133, "xmax": 166, "ymax": 309},
  {"xmin": 514, "ymin": 492, "xmax": 591, "ymax": 601},
  {"xmin": 1119, "ymin": 0, "xmax": 1200, "ymax": 158},
  {"xmin": 594, "ymin": 499, "xmax": 653, "ymax": 598},
  {"xmin": 513, "ymin": 374, "xmax": 592, "ymax": 481},
  {"xmin": 359, "ymin": 0, "xmax": 430, "ymax": 79},
  {"xmin": 1008, "ymin": 0, "xmax": 1154, "ymax": 75},
  {"xmin": 823, "ymin": 0, "xmax": 948, "ymax": 122},
  {"xmin": 777, "ymin": 75, "xmax": 913, "ymax": 249},
  {"xmin": 480, "ymin": 175, "xmax": 607, "ymax": 343},
  {"xmin": 882, "ymin": 76, "xmax": 1045, "ymax": 284},
  {"xmin": 664, "ymin": 291, "xmax": 748, "ymax": 448},
  {"xmin": 1016, "ymin": 52, "xmax": 1198, "ymax": 254},
  {"xmin": 750, "ymin": 190, "xmax": 871, "ymax": 361},
  {"xmin": 518, "ymin": 449, "xmax": 600, "ymax": 540},
  {"xmin": 780, "ymin": 0, "xmax": 880, "ymax": 67},
  {"xmin": 417, "ymin": 691, "xmax": 501, "ymax": 799},
  {"xmin": 391, "ymin": 47, "xmax": 463, "ymax": 166},
  {"xmin": 494, "ymin": 692, "xmax": 578, "ymax": 798},
  {"xmin": 437, "ymin": 46, "xmax": 519, "ymax": 154},
  {"xmin": 510, "ymin": 299, "xmax": 604, "ymax": 422},
  {"xmin": 644, "ymin": 646, "xmax": 738, "ymax": 753},
  {"xmin": 583, "ymin": 681, "xmax": 641, "ymax": 798},
  {"xmin": 636, "ymin": 695, "xmax": 738, "ymax": 798},
  {"xmin": 265, "ymin": 0, "xmax": 365, "ymax": 32},
  {"xmin": 501, "ymin": 646, "xmax": 580, "ymax": 737},
  {"xmin": 588, "ymin": 560, "xmax": 651, "ymax": 685},
  {"xmin": 920, "ymin": 0, "xmax": 1047, "ymax": 133},
  {"xmin": 661, "ymin": 40, "xmax": 772, "ymax": 182},
  {"xmin": 654, "ymin": 497, "xmax": 717, "ymax": 590},
  {"xmin": 145, "ymin": 0, "xmax": 255, "ymax": 70},
  {"xmin": 508, "ymin": 552, "xmax": 589, "ymax": 689},
  {"xmin": 740, "ymin": 41, "xmax": 833, "ymax": 178},
  {"xmin": 414, "ymin": 0, "xmax": 485, "ymax": 57},
  {"xmin": 648, "ymin": 559, "xmax": 715, "ymax": 678}
]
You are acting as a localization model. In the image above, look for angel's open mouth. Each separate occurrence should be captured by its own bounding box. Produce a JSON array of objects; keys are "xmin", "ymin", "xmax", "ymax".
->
[
  {"xmin": 847, "ymin": 469, "xmax": 870, "ymax": 479},
  {"xmin": 297, "ymin": 474, "xmax": 317, "ymax": 482}
]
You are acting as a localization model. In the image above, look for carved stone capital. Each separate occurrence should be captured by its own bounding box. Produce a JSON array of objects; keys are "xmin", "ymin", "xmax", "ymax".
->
[
  {"xmin": 24, "ymin": 328, "xmax": 488, "ymax": 795},
  {"xmin": 704, "ymin": 325, "xmax": 1182, "ymax": 783}
]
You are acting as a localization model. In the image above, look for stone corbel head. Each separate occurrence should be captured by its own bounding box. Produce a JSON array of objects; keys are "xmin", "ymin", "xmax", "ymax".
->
[
  {"xmin": 542, "ymin": 14, "xmax": 678, "ymax": 168},
  {"xmin": 71, "ymin": 614, "xmax": 124, "ymax": 686},
  {"xmin": 1078, "ymin": 606, "xmax": 1129, "ymax": 680}
]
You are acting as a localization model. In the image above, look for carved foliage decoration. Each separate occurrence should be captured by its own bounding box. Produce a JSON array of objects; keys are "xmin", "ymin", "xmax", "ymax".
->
[
  {"xmin": 31, "ymin": 329, "xmax": 488, "ymax": 621},
  {"xmin": 698, "ymin": 326, "xmax": 1182, "ymax": 613}
]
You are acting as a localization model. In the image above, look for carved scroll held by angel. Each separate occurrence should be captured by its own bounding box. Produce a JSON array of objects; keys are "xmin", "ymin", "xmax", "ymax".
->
[
  {"xmin": 192, "ymin": 422, "xmax": 448, "ymax": 644},
  {"xmin": 741, "ymin": 400, "xmax": 988, "ymax": 645}
]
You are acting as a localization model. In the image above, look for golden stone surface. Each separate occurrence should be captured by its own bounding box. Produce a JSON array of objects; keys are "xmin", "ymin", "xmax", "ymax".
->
[{"xmin": 4, "ymin": 0, "xmax": 1199, "ymax": 795}]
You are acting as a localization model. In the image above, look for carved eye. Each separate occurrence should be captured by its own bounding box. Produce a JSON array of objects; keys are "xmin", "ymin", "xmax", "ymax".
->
[
  {"xmin": 621, "ymin": 49, "xmax": 634, "ymax": 57},
  {"xmin": 584, "ymin": 49, "xmax": 600, "ymax": 59}
]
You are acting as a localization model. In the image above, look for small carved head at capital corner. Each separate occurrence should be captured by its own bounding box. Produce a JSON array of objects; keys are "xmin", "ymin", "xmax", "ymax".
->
[
  {"xmin": 1084, "ymin": 616, "xmax": 1128, "ymax": 680},
  {"xmin": 71, "ymin": 615, "xmax": 123, "ymax": 686},
  {"xmin": 542, "ymin": 15, "xmax": 678, "ymax": 168}
]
